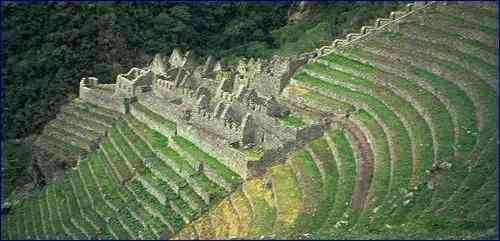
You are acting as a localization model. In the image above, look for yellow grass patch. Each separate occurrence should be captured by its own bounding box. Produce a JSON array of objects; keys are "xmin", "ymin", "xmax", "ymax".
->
[
  {"xmin": 270, "ymin": 164, "xmax": 302, "ymax": 232},
  {"xmin": 286, "ymin": 84, "xmax": 312, "ymax": 96},
  {"xmin": 193, "ymin": 216, "xmax": 215, "ymax": 240},
  {"xmin": 230, "ymin": 190, "xmax": 253, "ymax": 237}
]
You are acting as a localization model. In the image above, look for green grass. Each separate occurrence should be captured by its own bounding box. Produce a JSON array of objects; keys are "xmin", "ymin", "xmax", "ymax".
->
[
  {"xmin": 124, "ymin": 114, "xmax": 169, "ymax": 150},
  {"xmin": 434, "ymin": 9, "xmax": 497, "ymax": 37},
  {"xmin": 102, "ymin": 139, "xmax": 134, "ymax": 180},
  {"xmin": 308, "ymin": 59, "xmax": 434, "ymax": 180},
  {"xmin": 116, "ymin": 121, "xmax": 157, "ymax": 160},
  {"xmin": 128, "ymin": 179, "xmax": 185, "ymax": 231},
  {"xmin": 302, "ymin": 91, "xmax": 354, "ymax": 113},
  {"xmin": 320, "ymin": 128, "xmax": 357, "ymax": 232},
  {"xmin": 246, "ymin": 181, "xmax": 278, "ymax": 238},
  {"xmin": 294, "ymin": 71, "xmax": 413, "ymax": 190},
  {"xmin": 279, "ymin": 112, "xmax": 307, "ymax": 128},
  {"xmin": 397, "ymin": 21, "xmax": 496, "ymax": 64},
  {"xmin": 289, "ymin": 150, "xmax": 324, "ymax": 233},
  {"xmin": 411, "ymin": 67, "xmax": 478, "ymax": 156},
  {"xmin": 268, "ymin": 164, "xmax": 302, "ymax": 236},
  {"xmin": 109, "ymin": 126, "xmax": 147, "ymax": 174},
  {"xmin": 119, "ymin": 119, "xmax": 218, "ymax": 200},
  {"xmin": 352, "ymin": 110, "xmax": 391, "ymax": 217},
  {"xmin": 360, "ymin": 25, "xmax": 494, "ymax": 155},
  {"xmin": 307, "ymin": 138, "xmax": 339, "ymax": 232},
  {"xmin": 376, "ymin": 30, "xmax": 496, "ymax": 90},
  {"xmin": 321, "ymin": 51, "xmax": 458, "ymax": 177},
  {"xmin": 346, "ymin": 47, "xmax": 477, "ymax": 159}
]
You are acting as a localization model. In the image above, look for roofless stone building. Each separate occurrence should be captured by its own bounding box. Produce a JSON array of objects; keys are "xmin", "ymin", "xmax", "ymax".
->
[{"xmin": 79, "ymin": 48, "xmax": 326, "ymax": 179}]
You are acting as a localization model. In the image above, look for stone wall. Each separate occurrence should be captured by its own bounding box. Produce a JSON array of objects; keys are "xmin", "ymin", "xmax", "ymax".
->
[
  {"xmin": 176, "ymin": 121, "xmax": 251, "ymax": 179},
  {"xmin": 75, "ymin": 47, "xmax": 321, "ymax": 180},
  {"xmin": 296, "ymin": 123, "xmax": 325, "ymax": 145},
  {"xmin": 129, "ymin": 102, "xmax": 177, "ymax": 137},
  {"xmin": 137, "ymin": 93, "xmax": 184, "ymax": 124},
  {"xmin": 79, "ymin": 78, "xmax": 127, "ymax": 113}
]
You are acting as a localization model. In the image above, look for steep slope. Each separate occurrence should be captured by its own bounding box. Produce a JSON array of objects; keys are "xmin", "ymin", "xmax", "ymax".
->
[
  {"xmin": 1, "ymin": 2, "xmax": 497, "ymax": 240},
  {"xmin": 2, "ymin": 102, "xmax": 241, "ymax": 239},
  {"xmin": 173, "ymin": 2, "xmax": 498, "ymax": 239}
]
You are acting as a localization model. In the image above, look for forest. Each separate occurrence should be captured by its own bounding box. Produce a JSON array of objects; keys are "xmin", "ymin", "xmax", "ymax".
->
[{"xmin": 2, "ymin": 1, "xmax": 398, "ymax": 197}]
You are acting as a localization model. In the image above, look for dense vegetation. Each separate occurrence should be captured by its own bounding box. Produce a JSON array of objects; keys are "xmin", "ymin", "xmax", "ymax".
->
[{"xmin": 1, "ymin": 1, "xmax": 398, "ymax": 204}]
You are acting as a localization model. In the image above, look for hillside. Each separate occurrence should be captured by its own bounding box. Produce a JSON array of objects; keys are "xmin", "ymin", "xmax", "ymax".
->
[
  {"xmin": 1, "ymin": 2, "xmax": 498, "ymax": 240},
  {"xmin": 2, "ymin": 2, "xmax": 398, "ymax": 196},
  {"xmin": 174, "ymin": 2, "xmax": 498, "ymax": 239}
]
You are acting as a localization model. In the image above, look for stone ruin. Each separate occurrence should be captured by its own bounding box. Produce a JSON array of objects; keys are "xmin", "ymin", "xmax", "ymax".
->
[{"xmin": 79, "ymin": 48, "xmax": 326, "ymax": 179}]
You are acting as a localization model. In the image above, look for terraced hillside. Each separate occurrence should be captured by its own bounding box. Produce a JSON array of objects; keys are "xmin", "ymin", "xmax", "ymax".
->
[
  {"xmin": 2, "ymin": 103, "xmax": 241, "ymax": 239},
  {"xmin": 32, "ymin": 99, "xmax": 122, "ymax": 182},
  {"xmin": 1, "ymin": 2, "xmax": 497, "ymax": 240},
  {"xmin": 173, "ymin": 3, "xmax": 498, "ymax": 239}
]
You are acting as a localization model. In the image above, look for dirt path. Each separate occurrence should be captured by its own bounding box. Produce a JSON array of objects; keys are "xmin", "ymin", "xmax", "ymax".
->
[{"xmin": 342, "ymin": 119, "xmax": 374, "ymax": 211}]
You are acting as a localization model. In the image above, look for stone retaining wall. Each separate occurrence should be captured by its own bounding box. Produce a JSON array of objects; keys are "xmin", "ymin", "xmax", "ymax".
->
[
  {"xmin": 129, "ymin": 103, "xmax": 177, "ymax": 137},
  {"xmin": 176, "ymin": 121, "xmax": 251, "ymax": 179},
  {"xmin": 79, "ymin": 86, "xmax": 127, "ymax": 113}
]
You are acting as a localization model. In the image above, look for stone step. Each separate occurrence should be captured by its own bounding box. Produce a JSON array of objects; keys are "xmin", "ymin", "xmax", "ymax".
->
[
  {"xmin": 390, "ymin": 11, "xmax": 408, "ymax": 20},
  {"xmin": 50, "ymin": 119, "xmax": 95, "ymax": 143},
  {"xmin": 36, "ymin": 133, "xmax": 81, "ymax": 155},
  {"xmin": 150, "ymin": 166, "xmax": 204, "ymax": 210},
  {"xmin": 65, "ymin": 105, "xmax": 114, "ymax": 129},
  {"xmin": 44, "ymin": 125, "xmax": 89, "ymax": 150},
  {"xmin": 53, "ymin": 116, "xmax": 100, "ymax": 141},
  {"xmin": 74, "ymin": 99, "xmax": 121, "ymax": 121},
  {"xmin": 346, "ymin": 33, "xmax": 362, "ymax": 42},
  {"xmin": 141, "ymin": 173, "xmax": 198, "ymax": 223},
  {"xmin": 156, "ymin": 145, "xmax": 221, "ymax": 204},
  {"xmin": 360, "ymin": 25, "xmax": 376, "ymax": 35},
  {"xmin": 332, "ymin": 39, "xmax": 349, "ymax": 48},
  {"xmin": 60, "ymin": 112, "xmax": 107, "ymax": 136},
  {"xmin": 124, "ymin": 183, "xmax": 176, "ymax": 235},
  {"xmin": 375, "ymin": 18, "xmax": 392, "ymax": 27}
]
